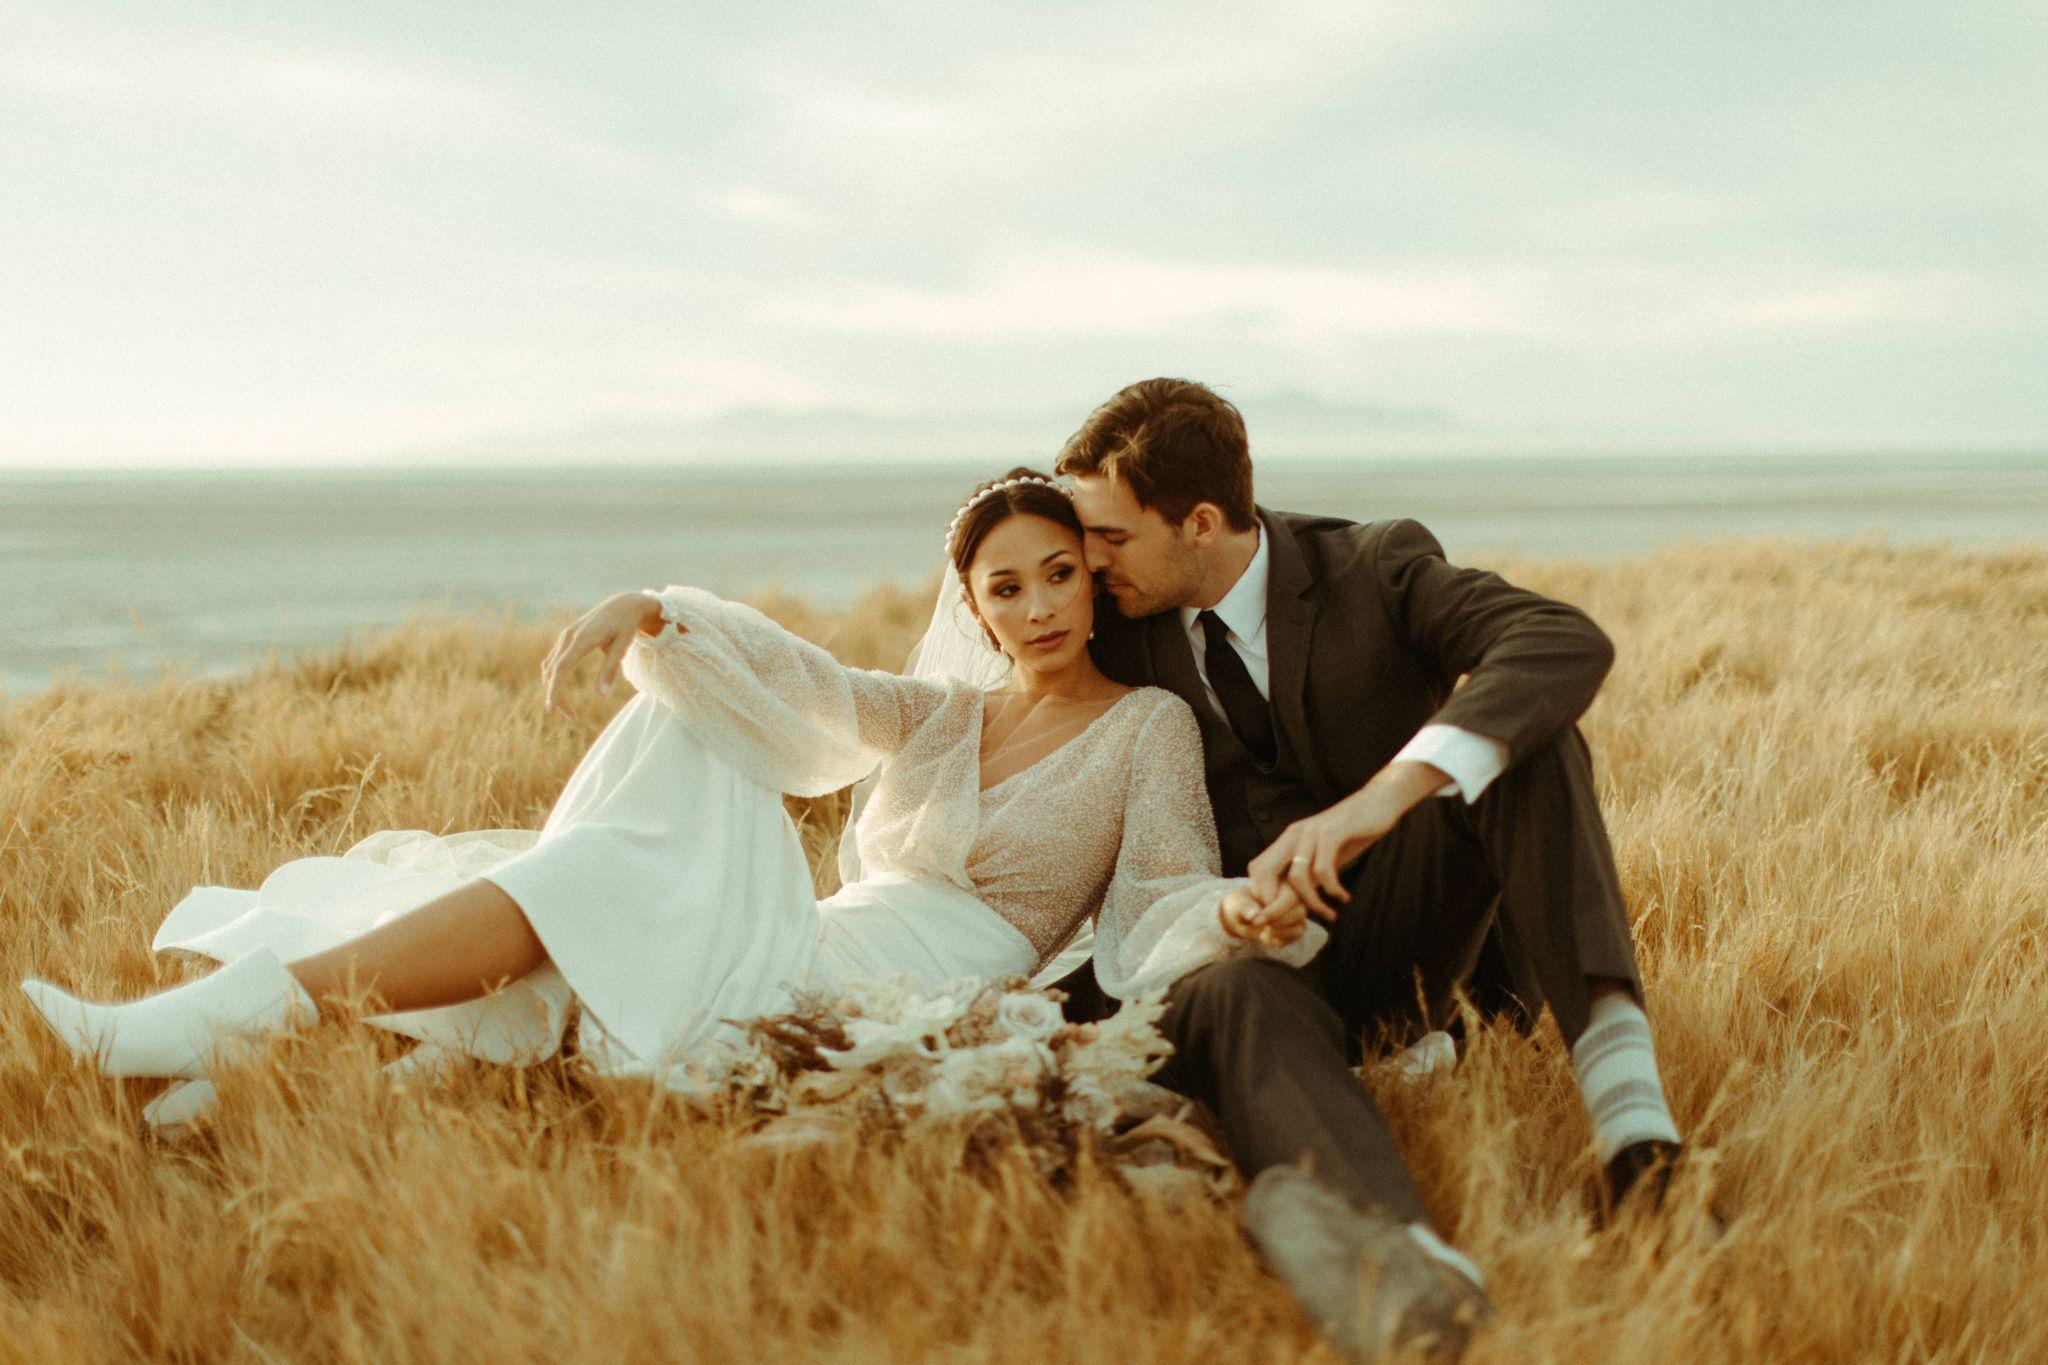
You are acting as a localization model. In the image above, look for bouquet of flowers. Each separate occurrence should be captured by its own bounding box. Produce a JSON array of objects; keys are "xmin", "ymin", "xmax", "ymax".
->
[{"xmin": 668, "ymin": 977, "xmax": 1236, "ymax": 1197}]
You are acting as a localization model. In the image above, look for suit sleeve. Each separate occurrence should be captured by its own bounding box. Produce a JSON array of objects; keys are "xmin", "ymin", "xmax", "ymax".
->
[{"xmin": 1372, "ymin": 518, "xmax": 1615, "ymax": 765}]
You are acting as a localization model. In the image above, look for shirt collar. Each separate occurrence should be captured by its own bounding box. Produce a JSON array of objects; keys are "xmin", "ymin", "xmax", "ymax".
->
[{"xmin": 1180, "ymin": 523, "xmax": 1269, "ymax": 643}]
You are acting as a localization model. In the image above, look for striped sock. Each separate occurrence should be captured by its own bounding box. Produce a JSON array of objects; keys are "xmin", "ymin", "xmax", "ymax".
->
[{"xmin": 1570, "ymin": 992, "xmax": 1681, "ymax": 1164}]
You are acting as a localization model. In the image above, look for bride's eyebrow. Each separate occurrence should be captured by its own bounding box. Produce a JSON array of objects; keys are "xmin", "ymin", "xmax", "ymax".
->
[{"xmin": 985, "ymin": 552, "xmax": 1074, "ymax": 581}]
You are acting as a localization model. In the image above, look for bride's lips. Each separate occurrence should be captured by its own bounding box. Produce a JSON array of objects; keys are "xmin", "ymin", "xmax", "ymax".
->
[{"xmin": 1024, "ymin": 630, "xmax": 1070, "ymax": 650}]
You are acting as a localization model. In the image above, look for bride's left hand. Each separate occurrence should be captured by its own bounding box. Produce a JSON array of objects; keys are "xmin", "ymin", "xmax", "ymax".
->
[{"xmin": 1219, "ymin": 886, "xmax": 1308, "ymax": 948}]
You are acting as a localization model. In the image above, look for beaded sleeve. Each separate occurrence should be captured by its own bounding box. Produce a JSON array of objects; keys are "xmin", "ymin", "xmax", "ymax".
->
[
  {"xmin": 620, "ymin": 585, "xmax": 954, "ymax": 799},
  {"xmin": 1091, "ymin": 696, "xmax": 1327, "ymax": 998}
]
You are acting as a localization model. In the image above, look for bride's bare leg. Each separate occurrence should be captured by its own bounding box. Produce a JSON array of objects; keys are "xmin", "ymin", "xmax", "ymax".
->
[
  {"xmin": 286, "ymin": 878, "xmax": 549, "ymax": 1018},
  {"xmin": 18, "ymin": 876, "xmax": 548, "ymax": 1080}
]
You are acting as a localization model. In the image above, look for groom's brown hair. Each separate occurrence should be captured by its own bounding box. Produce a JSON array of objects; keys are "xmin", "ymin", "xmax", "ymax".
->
[{"xmin": 1054, "ymin": 378, "xmax": 1257, "ymax": 532}]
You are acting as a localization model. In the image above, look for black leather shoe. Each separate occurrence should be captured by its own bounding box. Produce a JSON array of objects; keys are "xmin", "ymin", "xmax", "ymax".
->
[
  {"xmin": 1603, "ymin": 1138, "xmax": 1681, "ymax": 1211},
  {"xmin": 1600, "ymin": 1139, "xmax": 1727, "ymax": 1240}
]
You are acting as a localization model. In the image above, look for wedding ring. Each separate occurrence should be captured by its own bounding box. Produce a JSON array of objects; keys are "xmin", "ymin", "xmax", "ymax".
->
[{"xmin": 1290, "ymin": 856, "xmax": 1309, "ymax": 866}]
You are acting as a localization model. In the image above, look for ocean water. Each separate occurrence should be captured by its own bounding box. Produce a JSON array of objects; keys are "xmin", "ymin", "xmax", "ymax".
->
[{"xmin": 3, "ymin": 452, "xmax": 2041, "ymax": 698}]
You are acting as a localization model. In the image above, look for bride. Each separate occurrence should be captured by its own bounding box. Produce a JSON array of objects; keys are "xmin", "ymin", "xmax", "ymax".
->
[{"xmin": 21, "ymin": 469, "xmax": 1325, "ymax": 1123}]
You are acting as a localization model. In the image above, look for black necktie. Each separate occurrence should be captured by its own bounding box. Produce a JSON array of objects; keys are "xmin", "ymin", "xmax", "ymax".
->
[{"xmin": 1198, "ymin": 610, "xmax": 1275, "ymax": 765}]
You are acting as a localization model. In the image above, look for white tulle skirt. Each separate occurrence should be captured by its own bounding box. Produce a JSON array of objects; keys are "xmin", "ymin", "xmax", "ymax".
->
[{"xmin": 151, "ymin": 691, "xmax": 1040, "ymax": 1079}]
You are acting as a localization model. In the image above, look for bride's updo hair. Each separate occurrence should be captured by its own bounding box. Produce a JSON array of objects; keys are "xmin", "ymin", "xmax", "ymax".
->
[{"xmin": 946, "ymin": 466, "xmax": 1084, "ymax": 578}]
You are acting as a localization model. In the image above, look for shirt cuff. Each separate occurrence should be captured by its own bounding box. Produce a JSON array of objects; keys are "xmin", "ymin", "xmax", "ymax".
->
[{"xmin": 1393, "ymin": 724, "xmax": 1510, "ymax": 804}]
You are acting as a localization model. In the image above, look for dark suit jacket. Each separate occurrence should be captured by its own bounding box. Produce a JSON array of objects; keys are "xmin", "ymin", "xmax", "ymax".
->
[{"xmin": 1089, "ymin": 506, "xmax": 1616, "ymax": 813}]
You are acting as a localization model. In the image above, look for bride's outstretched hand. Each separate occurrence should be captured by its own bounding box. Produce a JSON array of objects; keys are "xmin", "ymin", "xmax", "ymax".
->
[
  {"xmin": 541, "ymin": 591, "xmax": 669, "ymax": 719},
  {"xmin": 1218, "ymin": 886, "xmax": 1308, "ymax": 949}
]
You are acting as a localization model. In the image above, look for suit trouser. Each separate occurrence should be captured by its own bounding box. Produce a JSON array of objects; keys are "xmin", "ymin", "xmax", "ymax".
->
[{"xmin": 1061, "ymin": 725, "xmax": 1643, "ymax": 1225}]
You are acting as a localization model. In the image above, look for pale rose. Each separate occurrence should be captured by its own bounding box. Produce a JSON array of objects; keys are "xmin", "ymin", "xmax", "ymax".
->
[{"xmin": 995, "ymin": 992, "xmax": 1065, "ymax": 1042}]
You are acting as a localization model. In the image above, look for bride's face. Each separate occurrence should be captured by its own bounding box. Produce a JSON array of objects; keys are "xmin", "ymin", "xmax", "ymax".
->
[{"xmin": 966, "ymin": 514, "xmax": 1096, "ymax": 670}]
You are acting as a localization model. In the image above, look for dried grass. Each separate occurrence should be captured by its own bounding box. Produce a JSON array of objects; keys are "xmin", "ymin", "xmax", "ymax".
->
[{"xmin": 3, "ymin": 535, "xmax": 2044, "ymax": 1362}]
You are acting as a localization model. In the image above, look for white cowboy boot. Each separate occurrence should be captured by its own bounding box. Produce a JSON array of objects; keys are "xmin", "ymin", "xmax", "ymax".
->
[
  {"xmin": 141, "ymin": 1040, "xmax": 467, "ymax": 1135},
  {"xmin": 20, "ymin": 948, "xmax": 320, "ymax": 1080},
  {"xmin": 142, "ymin": 1078, "xmax": 220, "ymax": 1133},
  {"xmin": 379, "ymin": 1040, "xmax": 468, "ymax": 1088}
]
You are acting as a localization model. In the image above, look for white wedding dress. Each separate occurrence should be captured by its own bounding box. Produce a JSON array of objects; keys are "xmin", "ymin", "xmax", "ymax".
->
[{"xmin": 150, "ymin": 585, "xmax": 1325, "ymax": 1083}]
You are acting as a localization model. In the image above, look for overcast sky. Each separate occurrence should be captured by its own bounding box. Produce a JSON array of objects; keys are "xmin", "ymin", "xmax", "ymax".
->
[{"xmin": 2, "ymin": 2, "xmax": 2043, "ymax": 468}]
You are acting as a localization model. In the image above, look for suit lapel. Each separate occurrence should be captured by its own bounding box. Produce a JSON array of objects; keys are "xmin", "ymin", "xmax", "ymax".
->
[
  {"xmin": 1260, "ymin": 507, "xmax": 1326, "ymax": 791},
  {"xmin": 1142, "ymin": 606, "xmax": 1208, "ymax": 706}
]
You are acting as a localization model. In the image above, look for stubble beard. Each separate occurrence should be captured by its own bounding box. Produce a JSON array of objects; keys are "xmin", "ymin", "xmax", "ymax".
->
[{"xmin": 1107, "ymin": 563, "xmax": 1202, "ymax": 620}]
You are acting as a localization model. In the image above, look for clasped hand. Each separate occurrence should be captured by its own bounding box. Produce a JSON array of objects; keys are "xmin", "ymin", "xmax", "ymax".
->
[{"xmin": 1216, "ymin": 780, "xmax": 1421, "ymax": 948}]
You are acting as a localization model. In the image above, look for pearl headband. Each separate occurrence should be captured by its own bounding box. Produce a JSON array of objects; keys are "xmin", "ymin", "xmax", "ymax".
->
[{"xmin": 944, "ymin": 474, "xmax": 1075, "ymax": 562}]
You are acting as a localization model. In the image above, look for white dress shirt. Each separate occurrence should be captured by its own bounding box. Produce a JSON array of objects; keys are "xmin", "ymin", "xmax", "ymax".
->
[{"xmin": 1177, "ymin": 525, "xmax": 1511, "ymax": 804}]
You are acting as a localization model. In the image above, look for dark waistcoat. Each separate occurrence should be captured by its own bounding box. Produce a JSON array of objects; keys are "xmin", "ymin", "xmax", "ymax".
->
[{"xmin": 1184, "ymin": 685, "xmax": 1324, "ymax": 876}]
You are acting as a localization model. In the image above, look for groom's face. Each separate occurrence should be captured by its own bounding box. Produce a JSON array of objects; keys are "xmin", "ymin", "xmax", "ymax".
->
[{"xmin": 1070, "ymin": 473, "xmax": 1201, "ymax": 618}]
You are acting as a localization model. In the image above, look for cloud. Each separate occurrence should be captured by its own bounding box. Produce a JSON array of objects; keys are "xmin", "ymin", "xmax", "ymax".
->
[
  {"xmin": 764, "ymin": 255, "xmax": 1508, "ymax": 337},
  {"xmin": 734, "ymin": 2, "xmax": 1471, "ymax": 185},
  {"xmin": 0, "ymin": 35, "xmax": 667, "ymax": 187},
  {"xmin": 763, "ymin": 251, "xmax": 1993, "ymax": 347},
  {"xmin": 0, "ymin": 3, "xmax": 2040, "ymax": 467},
  {"xmin": 710, "ymin": 186, "xmax": 817, "ymax": 230}
]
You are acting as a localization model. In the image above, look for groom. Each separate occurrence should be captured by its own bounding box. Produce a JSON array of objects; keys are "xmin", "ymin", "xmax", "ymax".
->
[{"xmin": 1051, "ymin": 378, "xmax": 1694, "ymax": 1358}]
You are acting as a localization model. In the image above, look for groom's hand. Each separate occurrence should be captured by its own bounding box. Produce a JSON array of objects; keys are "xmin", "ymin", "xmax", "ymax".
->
[{"xmin": 1248, "ymin": 760, "xmax": 1452, "ymax": 920}]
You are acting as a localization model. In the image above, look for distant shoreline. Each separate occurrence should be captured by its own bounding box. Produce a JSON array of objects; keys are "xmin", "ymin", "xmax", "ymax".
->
[
  {"xmin": 5, "ymin": 453, "xmax": 2044, "ymax": 700},
  {"xmin": 6, "ymin": 532, "xmax": 2042, "ymax": 707}
]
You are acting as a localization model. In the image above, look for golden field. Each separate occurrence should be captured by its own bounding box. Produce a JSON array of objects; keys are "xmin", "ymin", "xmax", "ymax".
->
[{"xmin": 3, "ymin": 536, "xmax": 2045, "ymax": 1363}]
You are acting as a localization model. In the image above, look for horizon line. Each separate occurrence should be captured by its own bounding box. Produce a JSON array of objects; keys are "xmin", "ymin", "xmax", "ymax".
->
[{"xmin": 2, "ymin": 445, "xmax": 2042, "ymax": 479}]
